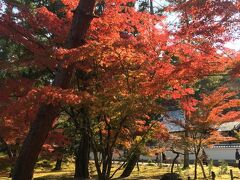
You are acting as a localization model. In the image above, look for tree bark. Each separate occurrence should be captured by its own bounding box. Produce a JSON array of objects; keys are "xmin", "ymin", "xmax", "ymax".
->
[
  {"xmin": 198, "ymin": 159, "xmax": 207, "ymax": 179},
  {"xmin": 183, "ymin": 149, "xmax": 189, "ymax": 169},
  {"xmin": 74, "ymin": 139, "xmax": 90, "ymax": 180},
  {"xmin": 171, "ymin": 153, "xmax": 179, "ymax": 173},
  {"xmin": 149, "ymin": 0, "xmax": 154, "ymax": 14},
  {"xmin": 12, "ymin": 1, "xmax": 96, "ymax": 180},
  {"xmin": 13, "ymin": 105, "xmax": 59, "ymax": 180},
  {"xmin": 120, "ymin": 151, "xmax": 140, "ymax": 178},
  {"xmin": 74, "ymin": 108, "xmax": 90, "ymax": 180},
  {"xmin": 194, "ymin": 157, "xmax": 198, "ymax": 180},
  {"xmin": 194, "ymin": 149, "xmax": 200, "ymax": 180},
  {"xmin": 54, "ymin": 157, "xmax": 63, "ymax": 171},
  {"xmin": 183, "ymin": 114, "xmax": 190, "ymax": 169}
]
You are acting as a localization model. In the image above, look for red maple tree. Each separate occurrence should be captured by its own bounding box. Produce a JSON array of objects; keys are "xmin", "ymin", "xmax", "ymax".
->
[{"xmin": 0, "ymin": 0, "xmax": 239, "ymax": 179}]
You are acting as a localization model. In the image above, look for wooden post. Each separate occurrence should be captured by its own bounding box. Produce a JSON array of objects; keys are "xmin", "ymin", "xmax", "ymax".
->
[
  {"xmin": 211, "ymin": 171, "xmax": 216, "ymax": 180},
  {"xmin": 230, "ymin": 169, "xmax": 234, "ymax": 180},
  {"xmin": 187, "ymin": 176, "xmax": 191, "ymax": 180}
]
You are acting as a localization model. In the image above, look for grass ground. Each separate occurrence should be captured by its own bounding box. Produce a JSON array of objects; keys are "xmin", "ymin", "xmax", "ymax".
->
[{"xmin": 0, "ymin": 154, "xmax": 240, "ymax": 179}]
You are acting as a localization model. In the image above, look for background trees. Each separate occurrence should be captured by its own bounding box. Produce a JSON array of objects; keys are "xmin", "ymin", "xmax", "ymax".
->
[{"xmin": 173, "ymin": 87, "xmax": 240, "ymax": 179}]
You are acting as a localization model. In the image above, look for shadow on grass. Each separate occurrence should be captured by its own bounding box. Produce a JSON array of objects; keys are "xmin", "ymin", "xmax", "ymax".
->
[
  {"xmin": 113, "ymin": 175, "xmax": 163, "ymax": 179},
  {"xmin": 34, "ymin": 174, "xmax": 100, "ymax": 180},
  {"xmin": 34, "ymin": 174, "xmax": 73, "ymax": 180},
  {"xmin": 0, "ymin": 155, "xmax": 11, "ymax": 178}
]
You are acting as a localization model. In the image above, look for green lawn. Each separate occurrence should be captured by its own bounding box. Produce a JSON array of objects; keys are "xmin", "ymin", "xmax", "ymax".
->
[{"xmin": 0, "ymin": 155, "xmax": 240, "ymax": 179}]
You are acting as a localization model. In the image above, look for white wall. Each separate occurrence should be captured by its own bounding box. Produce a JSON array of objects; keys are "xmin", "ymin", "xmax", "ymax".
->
[
  {"xmin": 89, "ymin": 147, "xmax": 238, "ymax": 162},
  {"xmin": 164, "ymin": 148, "xmax": 237, "ymax": 161}
]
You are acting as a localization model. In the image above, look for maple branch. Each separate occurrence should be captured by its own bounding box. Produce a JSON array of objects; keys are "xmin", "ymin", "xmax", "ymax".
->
[
  {"xmin": 89, "ymin": 131, "xmax": 102, "ymax": 176},
  {"xmin": 170, "ymin": 147, "xmax": 185, "ymax": 156},
  {"xmin": 0, "ymin": 21, "xmax": 48, "ymax": 54},
  {"xmin": 109, "ymin": 116, "xmax": 128, "ymax": 151},
  {"xmin": 110, "ymin": 121, "xmax": 158, "ymax": 179}
]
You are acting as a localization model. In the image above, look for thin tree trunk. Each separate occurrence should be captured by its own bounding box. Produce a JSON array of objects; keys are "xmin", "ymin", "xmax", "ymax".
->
[
  {"xmin": 106, "ymin": 152, "xmax": 113, "ymax": 178},
  {"xmin": 183, "ymin": 114, "xmax": 189, "ymax": 169},
  {"xmin": 102, "ymin": 151, "xmax": 108, "ymax": 178},
  {"xmin": 194, "ymin": 157, "xmax": 198, "ymax": 180},
  {"xmin": 171, "ymin": 153, "xmax": 180, "ymax": 173},
  {"xmin": 53, "ymin": 146, "xmax": 64, "ymax": 171},
  {"xmin": 149, "ymin": 0, "xmax": 154, "ymax": 14},
  {"xmin": 54, "ymin": 157, "xmax": 63, "ymax": 170},
  {"xmin": 198, "ymin": 159, "xmax": 207, "ymax": 179},
  {"xmin": 91, "ymin": 142, "xmax": 103, "ymax": 179},
  {"xmin": 120, "ymin": 151, "xmax": 140, "ymax": 178},
  {"xmin": 74, "ymin": 108, "xmax": 90, "ymax": 180},
  {"xmin": 183, "ymin": 149, "xmax": 189, "ymax": 169},
  {"xmin": 194, "ymin": 149, "xmax": 200, "ymax": 180},
  {"xmin": 90, "ymin": 129, "xmax": 107, "ymax": 180},
  {"xmin": 100, "ymin": 153, "xmax": 111, "ymax": 180},
  {"xmin": 137, "ymin": 161, "xmax": 140, "ymax": 171},
  {"xmin": 12, "ymin": 1, "xmax": 96, "ymax": 180}
]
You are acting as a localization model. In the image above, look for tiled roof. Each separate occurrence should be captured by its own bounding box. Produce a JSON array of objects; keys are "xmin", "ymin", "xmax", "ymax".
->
[
  {"xmin": 213, "ymin": 144, "xmax": 240, "ymax": 148},
  {"xmin": 218, "ymin": 121, "xmax": 240, "ymax": 132},
  {"xmin": 162, "ymin": 110, "xmax": 240, "ymax": 133},
  {"xmin": 162, "ymin": 110, "xmax": 185, "ymax": 132}
]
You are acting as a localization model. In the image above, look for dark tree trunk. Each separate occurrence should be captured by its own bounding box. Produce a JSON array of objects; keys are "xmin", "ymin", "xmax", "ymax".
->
[
  {"xmin": 106, "ymin": 152, "xmax": 113, "ymax": 178},
  {"xmin": 53, "ymin": 145, "xmax": 64, "ymax": 171},
  {"xmin": 91, "ymin": 116, "xmax": 126, "ymax": 180},
  {"xmin": 54, "ymin": 157, "xmax": 63, "ymax": 171},
  {"xmin": 183, "ymin": 150, "xmax": 189, "ymax": 169},
  {"xmin": 100, "ymin": 150, "xmax": 113, "ymax": 180},
  {"xmin": 12, "ymin": 1, "xmax": 96, "ymax": 180},
  {"xmin": 183, "ymin": 116, "xmax": 189, "ymax": 169},
  {"xmin": 74, "ymin": 143, "xmax": 90, "ymax": 179},
  {"xmin": 194, "ymin": 156, "xmax": 198, "ymax": 180},
  {"xmin": 74, "ymin": 109, "xmax": 90, "ymax": 180},
  {"xmin": 171, "ymin": 153, "xmax": 179, "ymax": 173},
  {"xmin": 198, "ymin": 159, "xmax": 207, "ymax": 179},
  {"xmin": 120, "ymin": 151, "xmax": 140, "ymax": 178},
  {"xmin": 137, "ymin": 161, "xmax": 140, "ymax": 171},
  {"xmin": 91, "ymin": 139, "xmax": 111, "ymax": 180},
  {"xmin": 194, "ymin": 149, "xmax": 200, "ymax": 180},
  {"xmin": 13, "ymin": 105, "xmax": 59, "ymax": 180},
  {"xmin": 149, "ymin": 0, "xmax": 154, "ymax": 14}
]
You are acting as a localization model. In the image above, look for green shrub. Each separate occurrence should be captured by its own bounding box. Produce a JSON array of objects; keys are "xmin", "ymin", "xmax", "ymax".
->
[
  {"xmin": 218, "ymin": 160, "xmax": 228, "ymax": 175},
  {"xmin": 208, "ymin": 159, "xmax": 213, "ymax": 176}
]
